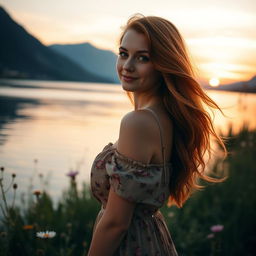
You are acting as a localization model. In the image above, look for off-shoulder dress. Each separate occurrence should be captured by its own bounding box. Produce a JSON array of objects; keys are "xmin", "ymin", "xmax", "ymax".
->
[{"xmin": 90, "ymin": 108, "xmax": 178, "ymax": 256}]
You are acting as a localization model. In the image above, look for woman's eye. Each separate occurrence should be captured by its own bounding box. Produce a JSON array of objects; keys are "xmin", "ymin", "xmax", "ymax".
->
[
  {"xmin": 138, "ymin": 55, "xmax": 149, "ymax": 62},
  {"xmin": 118, "ymin": 51, "xmax": 127, "ymax": 57}
]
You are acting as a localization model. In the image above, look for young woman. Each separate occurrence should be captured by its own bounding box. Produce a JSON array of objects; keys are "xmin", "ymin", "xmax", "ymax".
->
[{"xmin": 88, "ymin": 14, "xmax": 227, "ymax": 256}]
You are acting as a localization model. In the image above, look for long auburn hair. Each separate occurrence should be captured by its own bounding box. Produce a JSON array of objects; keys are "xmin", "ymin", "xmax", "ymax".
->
[{"xmin": 117, "ymin": 14, "xmax": 228, "ymax": 208}]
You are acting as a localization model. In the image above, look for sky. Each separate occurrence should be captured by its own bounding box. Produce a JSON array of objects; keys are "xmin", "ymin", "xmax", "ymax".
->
[{"xmin": 1, "ymin": 0, "xmax": 256, "ymax": 85}]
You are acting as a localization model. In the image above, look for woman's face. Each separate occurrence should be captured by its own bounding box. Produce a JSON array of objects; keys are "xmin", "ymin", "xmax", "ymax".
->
[{"xmin": 116, "ymin": 29, "xmax": 161, "ymax": 94}]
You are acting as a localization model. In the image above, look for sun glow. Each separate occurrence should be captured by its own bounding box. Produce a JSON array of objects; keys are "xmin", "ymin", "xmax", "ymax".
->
[{"xmin": 209, "ymin": 78, "xmax": 220, "ymax": 87}]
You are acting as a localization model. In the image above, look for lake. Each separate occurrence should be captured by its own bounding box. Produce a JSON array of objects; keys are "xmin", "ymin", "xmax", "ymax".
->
[{"xmin": 0, "ymin": 79, "xmax": 255, "ymax": 204}]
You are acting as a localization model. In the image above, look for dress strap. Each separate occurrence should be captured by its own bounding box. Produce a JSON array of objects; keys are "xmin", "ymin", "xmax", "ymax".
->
[{"xmin": 142, "ymin": 108, "xmax": 167, "ymax": 182}]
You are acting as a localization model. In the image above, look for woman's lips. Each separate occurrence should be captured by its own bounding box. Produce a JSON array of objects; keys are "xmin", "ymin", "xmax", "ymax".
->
[{"xmin": 122, "ymin": 75, "xmax": 138, "ymax": 82}]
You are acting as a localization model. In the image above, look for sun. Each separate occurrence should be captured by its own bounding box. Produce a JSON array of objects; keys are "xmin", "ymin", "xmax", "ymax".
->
[{"xmin": 209, "ymin": 78, "xmax": 220, "ymax": 87}]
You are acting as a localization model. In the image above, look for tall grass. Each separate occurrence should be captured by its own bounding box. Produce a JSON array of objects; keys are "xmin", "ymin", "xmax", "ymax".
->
[{"xmin": 162, "ymin": 123, "xmax": 256, "ymax": 255}]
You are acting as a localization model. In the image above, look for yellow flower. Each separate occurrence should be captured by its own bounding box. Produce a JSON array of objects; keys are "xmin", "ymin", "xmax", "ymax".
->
[{"xmin": 23, "ymin": 225, "xmax": 34, "ymax": 230}]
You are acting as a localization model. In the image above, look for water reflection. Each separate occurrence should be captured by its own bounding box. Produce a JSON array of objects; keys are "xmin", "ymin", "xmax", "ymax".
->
[
  {"xmin": 206, "ymin": 90, "xmax": 256, "ymax": 134},
  {"xmin": 0, "ymin": 97, "xmax": 41, "ymax": 145},
  {"xmin": 0, "ymin": 79, "xmax": 255, "ymax": 202}
]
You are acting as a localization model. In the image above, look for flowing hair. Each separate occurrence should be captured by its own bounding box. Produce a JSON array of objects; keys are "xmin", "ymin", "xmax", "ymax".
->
[{"xmin": 117, "ymin": 14, "xmax": 228, "ymax": 208}]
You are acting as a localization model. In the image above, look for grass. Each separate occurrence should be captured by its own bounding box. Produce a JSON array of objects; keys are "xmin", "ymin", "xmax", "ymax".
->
[{"xmin": 0, "ymin": 123, "xmax": 255, "ymax": 256}]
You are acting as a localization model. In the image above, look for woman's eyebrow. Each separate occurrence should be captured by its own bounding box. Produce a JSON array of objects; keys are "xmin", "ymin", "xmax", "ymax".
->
[{"xmin": 119, "ymin": 46, "xmax": 149, "ymax": 53}]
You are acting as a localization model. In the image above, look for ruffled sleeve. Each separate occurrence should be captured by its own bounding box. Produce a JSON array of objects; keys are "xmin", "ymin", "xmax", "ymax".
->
[{"xmin": 105, "ymin": 149, "xmax": 171, "ymax": 207}]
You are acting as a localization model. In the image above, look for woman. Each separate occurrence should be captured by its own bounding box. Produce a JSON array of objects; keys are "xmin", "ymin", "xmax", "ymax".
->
[{"xmin": 88, "ymin": 14, "xmax": 227, "ymax": 256}]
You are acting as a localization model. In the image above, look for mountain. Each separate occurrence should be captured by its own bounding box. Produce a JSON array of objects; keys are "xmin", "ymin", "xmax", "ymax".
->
[
  {"xmin": 205, "ymin": 75, "xmax": 256, "ymax": 93},
  {"xmin": 0, "ymin": 6, "xmax": 113, "ymax": 83},
  {"xmin": 49, "ymin": 43, "xmax": 119, "ymax": 83}
]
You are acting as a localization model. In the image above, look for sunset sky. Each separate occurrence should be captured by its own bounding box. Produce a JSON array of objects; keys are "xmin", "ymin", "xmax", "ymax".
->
[{"xmin": 1, "ymin": 0, "xmax": 255, "ymax": 85}]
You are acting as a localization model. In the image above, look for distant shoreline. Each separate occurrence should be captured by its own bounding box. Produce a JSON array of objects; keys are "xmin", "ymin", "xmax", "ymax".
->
[
  {"xmin": 204, "ymin": 86, "xmax": 256, "ymax": 94},
  {"xmin": 1, "ymin": 77, "xmax": 255, "ymax": 94}
]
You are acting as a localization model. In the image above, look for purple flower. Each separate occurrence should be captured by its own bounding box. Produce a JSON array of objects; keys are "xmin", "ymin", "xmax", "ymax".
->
[
  {"xmin": 206, "ymin": 233, "xmax": 215, "ymax": 239},
  {"xmin": 210, "ymin": 224, "xmax": 224, "ymax": 233},
  {"xmin": 66, "ymin": 170, "xmax": 79, "ymax": 178},
  {"xmin": 135, "ymin": 247, "xmax": 142, "ymax": 256}
]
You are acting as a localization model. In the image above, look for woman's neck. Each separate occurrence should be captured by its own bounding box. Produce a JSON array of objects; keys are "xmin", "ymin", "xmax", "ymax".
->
[{"xmin": 133, "ymin": 93, "xmax": 164, "ymax": 111}]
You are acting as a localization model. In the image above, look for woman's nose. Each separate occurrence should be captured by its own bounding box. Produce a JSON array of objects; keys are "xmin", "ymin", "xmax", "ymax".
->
[{"xmin": 123, "ymin": 58, "xmax": 135, "ymax": 72}]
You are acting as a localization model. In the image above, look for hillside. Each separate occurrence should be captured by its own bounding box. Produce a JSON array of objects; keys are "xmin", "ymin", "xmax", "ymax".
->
[{"xmin": 0, "ymin": 6, "xmax": 113, "ymax": 83}]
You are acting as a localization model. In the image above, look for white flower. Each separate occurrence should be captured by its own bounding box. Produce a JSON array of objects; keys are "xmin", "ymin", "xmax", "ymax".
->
[
  {"xmin": 168, "ymin": 211, "xmax": 175, "ymax": 218},
  {"xmin": 36, "ymin": 231, "xmax": 56, "ymax": 238}
]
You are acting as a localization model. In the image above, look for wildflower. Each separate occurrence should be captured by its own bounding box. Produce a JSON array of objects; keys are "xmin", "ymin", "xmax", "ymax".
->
[
  {"xmin": 23, "ymin": 225, "xmax": 34, "ymax": 230},
  {"xmin": 206, "ymin": 233, "xmax": 215, "ymax": 239},
  {"xmin": 36, "ymin": 231, "xmax": 56, "ymax": 239},
  {"xmin": 13, "ymin": 183, "xmax": 18, "ymax": 189},
  {"xmin": 33, "ymin": 190, "xmax": 41, "ymax": 196},
  {"xmin": 66, "ymin": 170, "xmax": 79, "ymax": 178},
  {"xmin": 0, "ymin": 166, "xmax": 4, "ymax": 172},
  {"xmin": 168, "ymin": 211, "xmax": 175, "ymax": 218},
  {"xmin": 12, "ymin": 173, "xmax": 16, "ymax": 178},
  {"xmin": 210, "ymin": 224, "xmax": 224, "ymax": 233}
]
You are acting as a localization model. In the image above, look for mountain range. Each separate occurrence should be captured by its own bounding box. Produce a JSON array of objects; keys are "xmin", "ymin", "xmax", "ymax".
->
[
  {"xmin": 49, "ymin": 43, "xmax": 119, "ymax": 83},
  {"xmin": 0, "ymin": 6, "xmax": 117, "ymax": 83}
]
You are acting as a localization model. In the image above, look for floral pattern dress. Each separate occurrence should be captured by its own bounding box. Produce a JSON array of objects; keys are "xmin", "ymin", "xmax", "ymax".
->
[{"xmin": 90, "ymin": 142, "xmax": 178, "ymax": 256}]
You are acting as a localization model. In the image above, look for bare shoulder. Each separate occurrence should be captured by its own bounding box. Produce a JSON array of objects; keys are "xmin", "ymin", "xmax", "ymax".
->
[
  {"xmin": 116, "ymin": 110, "xmax": 157, "ymax": 164},
  {"xmin": 121, "ymin": 109, "xmax": 155, "ymax": 130}
]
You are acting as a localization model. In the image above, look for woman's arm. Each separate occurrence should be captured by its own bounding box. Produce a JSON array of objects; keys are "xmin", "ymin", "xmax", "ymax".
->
[
  {"xmin": 87, "ymin": 187, "xmax": 135, "ymax": 256},
  {"xmin": 87, "ymin": 220, "xmax": 126, "ymax": 256}
]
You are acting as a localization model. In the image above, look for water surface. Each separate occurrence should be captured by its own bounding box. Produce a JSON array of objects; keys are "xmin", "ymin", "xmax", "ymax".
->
[{"xmin": 0, "ymin": 79, "xmax": 255, "ymax": 203}]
